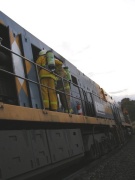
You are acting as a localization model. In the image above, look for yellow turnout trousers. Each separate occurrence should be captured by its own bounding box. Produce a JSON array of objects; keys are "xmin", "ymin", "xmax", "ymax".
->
[{"xmin": 41, "ymin": 77, "xmax": 57, "ymax": 110}]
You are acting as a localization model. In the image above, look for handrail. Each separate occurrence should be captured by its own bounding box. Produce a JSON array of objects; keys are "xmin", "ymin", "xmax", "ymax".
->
[{"xmin": 0, "ymin": 40, "xmax": 114, "ymax": 117}]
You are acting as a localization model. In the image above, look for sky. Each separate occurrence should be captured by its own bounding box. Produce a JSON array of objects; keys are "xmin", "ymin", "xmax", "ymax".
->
[{"xmin": 1, "ymin": 0, "xmax": 135, "ymax": 102}]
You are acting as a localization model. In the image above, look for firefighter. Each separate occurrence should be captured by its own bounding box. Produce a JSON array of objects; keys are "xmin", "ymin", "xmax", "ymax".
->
[
  {"xmin": 36, "ymin": 50, "xmax": 58, "ymax": 111},
  {"xmin": 55, "ymin": 59, "xmax": 73, "ymax": 113}
]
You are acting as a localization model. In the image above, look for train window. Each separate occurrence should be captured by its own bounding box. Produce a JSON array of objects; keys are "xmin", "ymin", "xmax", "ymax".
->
[
  {"xmin": 31, "ymin": 44, "xmax": 41, "ymax": 61},
  {"xmin": 0, "ymin": 24, "xmax": 11, "ymax": 56},
  {"xmin": 71, "ymin": 75, "xmax": 78, "ymax": 85}
]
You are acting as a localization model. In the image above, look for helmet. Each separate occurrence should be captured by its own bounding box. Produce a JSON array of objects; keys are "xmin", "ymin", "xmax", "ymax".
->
[
  {"xmin": 39, "ymin": 50, "xmax": 46, "ymax": 56},
  {"xmin": 55, "ymin": 59, "xmax": 63, "ymax": 66}
]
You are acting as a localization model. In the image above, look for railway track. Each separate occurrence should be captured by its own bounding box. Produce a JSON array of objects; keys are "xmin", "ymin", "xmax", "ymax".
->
[
  {"xmin": 43, "ymin": 142, "xmax": 123, "ymax": 180},
  {"xmin": 63, "ymin": 136, "xmax": 134, "ymax": 180}
]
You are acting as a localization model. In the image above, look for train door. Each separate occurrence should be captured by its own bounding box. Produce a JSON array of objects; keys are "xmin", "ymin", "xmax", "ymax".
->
[
  {"xmin": 31, "ymin": 44, "xmax": 44, "ymax": 109},
  {"xmin": 77, "ymin": 77, "xmax": 95, "ymax": 116},
  {"xmin": 70, "ymin": 75, "xmax": 84, "ymax": 114},
  {"xmin": 78, "ymin": 87, "xmax": 96, "ymax": 117},
  {"xmin": 0, "ymin": 23, "xmax": 18, "ymax": 104},
  {"xmin": 85, "ymin": 91, "xmax": 96, "ymax": 117}
]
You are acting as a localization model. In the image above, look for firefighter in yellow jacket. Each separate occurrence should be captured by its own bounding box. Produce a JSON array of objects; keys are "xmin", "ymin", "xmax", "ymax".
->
[
  {"xmin": 55, "ymin": 59, "xmax": 73, "ymax": 113},
  {"xmin": 36, "ymin": 50, "xmax": 58, "ymax": 111}
]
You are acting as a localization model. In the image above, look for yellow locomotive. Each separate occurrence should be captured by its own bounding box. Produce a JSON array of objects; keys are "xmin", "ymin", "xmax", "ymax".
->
[{"xmin": 0, "ymin": 11, "xmax": 132, "ymax": 180}]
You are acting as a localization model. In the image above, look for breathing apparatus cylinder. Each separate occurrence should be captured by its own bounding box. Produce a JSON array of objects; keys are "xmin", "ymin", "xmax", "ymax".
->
[
  {"xmin": 46, "ymin": 50, "xmax": 55, "ymax": 71},
  {"xmin": 64, "ymin": 66, "xmax": 71, "ymax": 81}
]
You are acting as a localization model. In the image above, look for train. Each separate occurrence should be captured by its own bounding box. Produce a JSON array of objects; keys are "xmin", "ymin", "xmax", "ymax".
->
[{"xmin": 0, "ymin": 11, "xmax": 132, "ymax": 180}]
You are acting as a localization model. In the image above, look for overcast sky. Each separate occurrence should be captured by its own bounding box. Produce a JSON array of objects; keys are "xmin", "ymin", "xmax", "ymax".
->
[{"xmin": 1, "ymin": 0, "xmax": 135, "ymax": 101}]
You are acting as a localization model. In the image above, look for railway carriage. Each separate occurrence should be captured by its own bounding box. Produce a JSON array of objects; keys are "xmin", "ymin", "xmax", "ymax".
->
[{"xmin": 0, "ymin": 11, "xmax": 132, "ymax": 180}]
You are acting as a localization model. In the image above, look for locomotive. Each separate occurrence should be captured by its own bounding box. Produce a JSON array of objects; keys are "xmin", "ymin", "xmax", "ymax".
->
[{"xmin": 0, "ymin": 11, "xmax": 132, "ymax": 180}]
